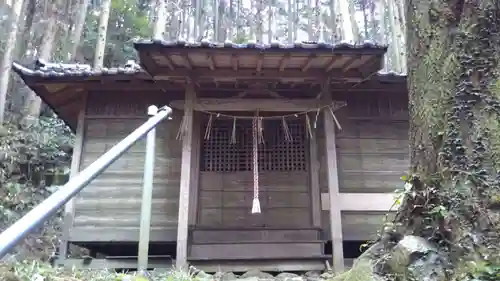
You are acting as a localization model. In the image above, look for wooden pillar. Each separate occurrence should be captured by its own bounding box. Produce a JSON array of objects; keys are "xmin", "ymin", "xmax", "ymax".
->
[
  {"xmin": 322, "ymin": 88, "xmax": 344, "ymax": 272},
  {"xmin": 176, "ymin": 84, "xmax": 195, "ymax": 269},
  {"xmin": 59, "ymin": 95, "xmax": 87, "ymax": 260},
  {"xmin": 188, "ymin": 112, "xmax": 200, "ymax": 226},
  {"xmin": 309, "ymin": 123, "xmax": 321, "ymax": 228}
]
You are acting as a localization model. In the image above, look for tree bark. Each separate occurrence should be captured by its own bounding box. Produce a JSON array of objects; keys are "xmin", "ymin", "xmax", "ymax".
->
[
  {"xmin": 307, "ymin": 0, "xmax": 313, "ymax": 40},
  {"xmin": 69, "ymin": 0, "xmax": 90, "ymax": 61},
  {"xmin": 401, "ymin": 0, "xmax": 500, "ymax": 271},
  {"xmin": 378, "ymin": 0, "xmax": 387, "ymax": 70},
  {"xmin": 267, "ymin": 5, "xmax": 273, "ymax": 43},
  {"xmin": 256, "ymin": 0, "xmax": 263, "ymax": 42},
  {"xmin": 93, "ymin": 0, "xmax": 111, "ymax": 68},
  {"xmin": 389, "ymin": 0, "xmax": 500, "ymax": 278},
  {"xmin": 153, "ymin": 0, "xmax": 167, "ymax": 39},
  {"xmin": 342, "ymin": 1, "xmax": 500, "ymax": 280},
  {"xmin": 329, "ymin": 0, "xmax": 338, "ymax": 42},
  {"xmin": 287, "ymin": 0, "xmax": 293, "ymax": 43},
  {"xmin": 338, "ymin": 0, "xmax": 353, "ymax": 42},
  {"xmin": 386, "ymin": 0, "xmax": 402, "ymax": 72},
  {"xmin": 0, "ymin": 0, "xmax": 24, "ymax": 124},
  {"xmin": 25, "ymin": 0, "xmax": 61, "ymax": 118},
  {"xmin": 313, "ymin": 0, "xmax": 319, "ymax": 41},
  {"xmin": 195, "ymin": 0, "xmax": 202, "ymax": 38},
  {"xmin": 346, "ymin": 0, "xmax": 359, "ymax": 42},
  {"xmin": 16, "ymin": 0, "xmax": 35, "ymax": 60}
]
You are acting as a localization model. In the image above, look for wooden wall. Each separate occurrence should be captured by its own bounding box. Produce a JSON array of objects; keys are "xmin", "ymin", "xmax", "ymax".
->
[
  {"xmin": 196, "ymin": 117, "xmax": 312, "ymax": 230},
  {"xmin": 318, "ymin": 92, "xmax": 409, "ymax": 241},
  {"xmin": 197, "ymin": 171, "xmax": 311, "ymax": 228},
  {"xmin": 69, "ymin": 93, "xmax": 182, "ymax": 242},
  {"xmin": 67, "ymin": 89, "xmax": 408, "ymax": 244}
]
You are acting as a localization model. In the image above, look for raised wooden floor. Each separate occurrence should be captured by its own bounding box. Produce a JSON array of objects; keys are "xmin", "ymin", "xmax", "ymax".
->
[
  {"xmin": 58, "ymin": 228, "xmax": 338, "ymax": 272},
  {"xmin": 189, "ymin": 228, "xmax": 324, "ymax": 261}
]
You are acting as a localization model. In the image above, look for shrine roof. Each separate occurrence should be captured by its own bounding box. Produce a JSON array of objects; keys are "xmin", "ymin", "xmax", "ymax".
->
[
  {"xmin": 133, "ymin": 39, "xmax": 386, "ymax": 52},
  {"xmin": 10, "ymin": 41, "xmax": 402, "ymax": 131},
  {"xmin": 11, "ymin": 59, "xmax": 163, "ymax": 132},
  {"xmin": 133, "ymin": 39, "xmax": 388, "ymax": 84}
]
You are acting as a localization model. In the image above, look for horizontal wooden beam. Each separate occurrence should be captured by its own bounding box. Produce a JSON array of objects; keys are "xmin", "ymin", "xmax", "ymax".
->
[
  {"xmin": 69, "ymin": 227, "xmax": 178, "ymax": 242},
  {"xmin": 153, "ymin": 68, "xmax": 365, "ymax": 81},
  {"xmin": 74, "ymin": 83, "xmax": 405, "ymax": 93},
  {"xmin": 321, "ymin": 193, "xmax": 397, "ymax": 212},
  {"xmin": 170, "ymin": 98, "xmax": 326, "ymax": 112},
  {"xmin": 146, "ymin": 45, "xmax": 387, "ymax": 56}
]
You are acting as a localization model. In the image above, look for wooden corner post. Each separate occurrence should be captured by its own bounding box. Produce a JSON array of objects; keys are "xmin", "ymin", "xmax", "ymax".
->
[
  {"xmin": 59, "ymin": 94, "xmax": 87, "ymax": 260},
  {"xmin": 176, "ymin": 83, "xmax": 196, "ymax": 269},
  {"xmin": 322, "ymin": 82, "xmax": 344, "ymax": 272},
  {"xmin": 309, "ymin": 121, "xmax": 321, "ymax": 228}
]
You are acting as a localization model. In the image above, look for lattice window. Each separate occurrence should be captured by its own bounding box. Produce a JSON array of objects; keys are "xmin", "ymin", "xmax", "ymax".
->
[{"xmin": 201, "ymin": 118, "xmax": 307, "ymax": 172}]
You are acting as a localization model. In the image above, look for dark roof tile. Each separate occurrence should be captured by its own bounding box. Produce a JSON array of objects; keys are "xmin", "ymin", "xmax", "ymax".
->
[
  {"xmin": 133, "ymin": 39, "xmax": 388, "ymax": 52},
  {"xmin": 12, "ymin": 59, "xmax": 145, "ymax": 78}
]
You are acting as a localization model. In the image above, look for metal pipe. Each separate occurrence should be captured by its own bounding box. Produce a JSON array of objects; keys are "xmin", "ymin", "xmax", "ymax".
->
[
  {"xmin": 137, "ymin": 105, "xmax": 158, "ymax": 270},
  {"xmin": 0, "ymin": 106, "xmax": 173, "ymax": 258}
]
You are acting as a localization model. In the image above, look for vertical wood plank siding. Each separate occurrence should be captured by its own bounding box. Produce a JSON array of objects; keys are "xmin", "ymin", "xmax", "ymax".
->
[
  {"xmin": 69, "ymin": 93, "xmax": 182, "ymax": 242},
  {"xmin": 67, "ymin": 91, "xmax": 408, "ymax": 243},
  {"xmin": 318, "ymin": 93, "xmax": 409, "ymax": 241}
]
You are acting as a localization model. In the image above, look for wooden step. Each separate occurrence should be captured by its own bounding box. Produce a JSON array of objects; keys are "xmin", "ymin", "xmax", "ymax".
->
[
  {"xmin": 193, "ymin": 239, "xmax": 325, "ymax": 245},
  {"xmin": 188, "ymin": 254, "xmax": 332, "ymax": 261},
  {"xmin": 191, "ymin": 228, "xmax": 321, "ymax": 243},
  {"xmin": 189, "ymin": 241, "xmax": 324, "ymax": 260}
]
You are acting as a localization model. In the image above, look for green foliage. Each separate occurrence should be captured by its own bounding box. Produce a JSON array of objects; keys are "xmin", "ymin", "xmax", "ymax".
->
[
  {"xmin": 0, "ymin": 116, "xmax": 73, "ymax": 259},
  {"xmin": 330, "ymin": 260, "xmax": 379, "ymax": 281},
  {"xmin": 0, "ymin": 261, "xmax": 198, "ymax": 281},
  {"xmin": 81, "ymin": 0, "xmax": 152, "ymax": 66}
]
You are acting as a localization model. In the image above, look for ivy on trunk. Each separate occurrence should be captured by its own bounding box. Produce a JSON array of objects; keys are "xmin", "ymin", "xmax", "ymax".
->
[{"xmin": 384, "ymin": 0, "xmax": 500, "ymax": 279}]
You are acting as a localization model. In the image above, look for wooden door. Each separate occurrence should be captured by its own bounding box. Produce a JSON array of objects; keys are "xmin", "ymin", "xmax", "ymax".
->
[{"xmin": 197, "ymin": 117, "xmax": 311, "ymax": 228}]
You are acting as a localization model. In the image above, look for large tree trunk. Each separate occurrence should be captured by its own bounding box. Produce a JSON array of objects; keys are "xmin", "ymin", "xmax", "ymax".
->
[
  {"xmin": 287, "ymin": 0, "xmax": 293, "ymax": 43},
  {"xmin": 195, "ymin": 0, "xmax": 202, "ymax": 38},
  {"xmin": 338, "ymin": 0, "xmax": 354, "ymax": 42},
  {"xmin": 25, "ymin": 0, "xmax": 60, "ymax": 118},
  {"xmin": 0, "ymin": 0, "xmax": 24, "ymax": 124},
  {"xmin": 401, "ymin": 0, "xmax": 500, "ymax": 275},
  {"xmin": 343, "ymin": 1, "xmax": 500, "ymax": 280},
  {"xmin": 307, "ymin": 0, "xmax": 313, "ymax": 40},
  {"xmin": 378, "ymin": 0, "xmax": 387, "ymax": 70},
  {"xmin": 267, "ymin": 5, "xmax": 273, "ymax": 43},
  {"xmin": 153, "ymin": 0, "xmax": 167, "ymax": 39},
  {"xmin": 93, "ymin": 0, "xmax": 111, "ymax": 68},
  {"xmin": 386, "ymin": 0, "xmax": 402, "ymax": 72},
  {"xmin": 16, "ymin": 0, "xmax": 35, "ymax": 60},
  {"xmin": 69, "ymin": 0, "xmax": 89, "ymax": 61},
  {"xmin": 329, "ymin": 0, "xmax": 338, "ymax": 42}
]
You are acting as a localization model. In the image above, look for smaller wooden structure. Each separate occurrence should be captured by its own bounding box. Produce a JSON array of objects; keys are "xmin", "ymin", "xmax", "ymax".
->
[{"xmin": 12, "ymin": 41, "xmax": 408, "ymax": 272}]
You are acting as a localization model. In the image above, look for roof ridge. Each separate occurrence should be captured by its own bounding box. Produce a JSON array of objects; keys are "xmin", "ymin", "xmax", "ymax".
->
[
  {"xmin": 11, "ymin": 59, "xmax": 145, "ymax": 77},
  {"xmin": 133, "ymin": 38, "xmax": 388, "ymax": 52}
]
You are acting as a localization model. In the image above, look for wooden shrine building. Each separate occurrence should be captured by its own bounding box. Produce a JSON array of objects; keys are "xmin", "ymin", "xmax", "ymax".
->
[{"xmin": 12, "ymin": 41, "xmax": 408, "ymax": 272}]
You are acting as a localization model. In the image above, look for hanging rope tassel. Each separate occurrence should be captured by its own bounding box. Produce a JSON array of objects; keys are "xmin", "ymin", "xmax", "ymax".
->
[
  {"xmin": 258, "ymin": 116, "xmax": 264, "ymax": 144},
  {"xmin": 328, "ymin": 105, "xmax": 342, "ymax": 130},
  {"xmin": 204, "ymin": 114, "xmax": 213, "ymax": 140},
  {"xmin": 251, "ymin": 116, "xmax": 261, "ymax": 214},
  {"xmin": 313, "ymin": 108, "xmax": 320, "ymax": 129},
  {"xmin": 305, "ymin": 113, "xmax": 313, "ymax": 139},
  {"xmin": 282, "ymin": 117, "xmax": 293, "ymax": 142},
  {"xmin": 176, "ymin": 115, "xmax": 187, "ymax": 140},
  {"xmin": 230, "ymin": 117, "xmax": 237, "ymax": 144}
]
